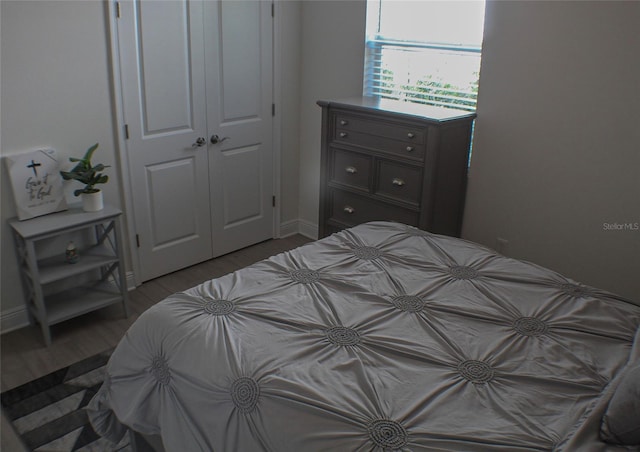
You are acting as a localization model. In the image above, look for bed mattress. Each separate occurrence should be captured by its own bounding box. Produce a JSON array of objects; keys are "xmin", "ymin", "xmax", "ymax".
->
[{"xmin": 89, "ymin": 221, "xmax": 640, "ymax": 451}]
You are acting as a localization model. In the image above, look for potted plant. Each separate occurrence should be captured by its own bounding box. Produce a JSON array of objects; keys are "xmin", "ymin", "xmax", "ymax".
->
[{"xmin": 60, "ymin": 143, "xmax": 109, "ymax": 212}]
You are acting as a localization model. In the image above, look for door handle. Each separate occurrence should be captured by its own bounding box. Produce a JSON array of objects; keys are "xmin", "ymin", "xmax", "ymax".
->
[
  {"xmin": 210, "ymin": 134, "xmax": 230, "ymax": 144},
  {"xmin": 192, "ymin": 137, "xmax": 206, "ymax": 147}
]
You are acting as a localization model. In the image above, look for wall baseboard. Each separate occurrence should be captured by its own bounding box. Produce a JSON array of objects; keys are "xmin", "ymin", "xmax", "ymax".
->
[
  {"xmin": 279, "ymin": 219, "xmax": 300, "ymax": 238},
  {"xmin": 278, "ymin": 219, "xmax": 318, "ymax": 240},
  {"xmin": 0, "ymin": 272, "xmax": 137, "ymax": 335},
  {"xmin": 298, "ymin": 219, "xmax": 318, "ymax": 240},
  {"xmin": 0, "ymin": 306, "xmax": 30, "ymax": 335}
]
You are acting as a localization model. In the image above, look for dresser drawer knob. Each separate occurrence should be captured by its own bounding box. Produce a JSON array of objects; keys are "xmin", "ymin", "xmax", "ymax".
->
[
  {"xmin": 392, "ymin": 178, "xmax": 405, "ymax": 187},
  {"xmin": 345, "ymin": 166, "xmax": 357, "ymax": 174},
  {"xmin": 406, "ymin": 146, "xmax": 414, "ymax": 152},
  {"xmin": 407, "ymin": 132, "xmax": 415, "ymax": 139},
  {"xmin": 339, "ymin": 132, "xmax": 348, "ymax": 138},
  {"xmin": 340, "ymin": 120, "xmax": 349, "ymax": 126},
  {"xmin": 343, "ymin": 205, "xmax": 355, "ymax": 214}
]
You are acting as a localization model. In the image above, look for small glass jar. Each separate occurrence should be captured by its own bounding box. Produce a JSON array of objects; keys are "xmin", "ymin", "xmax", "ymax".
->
[{"xmin": 65, "ymin": 241, "xmax": 79, "ymax": 264}]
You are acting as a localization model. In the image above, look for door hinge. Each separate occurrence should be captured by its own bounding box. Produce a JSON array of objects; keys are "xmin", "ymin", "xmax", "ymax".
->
[
  {"xmin": 136, "ymin": 234, "xmax": 140, "ymax": 248},
  {"xmin": 272, "ymin": 103, "xmax": 275, "ymax": 117},
  {"xmin": 116, "ymin": 1, "xmax": 121, "ymax": 18},
  {"xmin": 124, "ymin": 124, "xmax": 129, "ymax": 139},
  {"xmin": 272, "ymin": 196, "xmax": 276, "ymax": 207}
]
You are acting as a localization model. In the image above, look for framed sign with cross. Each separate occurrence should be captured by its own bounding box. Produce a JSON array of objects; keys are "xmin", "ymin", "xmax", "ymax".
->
[{"xmin": 4, "ymin": 149, "xmax": 68, "ymax": 220}]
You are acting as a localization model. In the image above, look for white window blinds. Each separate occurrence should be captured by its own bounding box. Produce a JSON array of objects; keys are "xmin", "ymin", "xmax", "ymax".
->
[{"xmin": 364, "ymin": 1, "xmax": 485, "ymax": 112}]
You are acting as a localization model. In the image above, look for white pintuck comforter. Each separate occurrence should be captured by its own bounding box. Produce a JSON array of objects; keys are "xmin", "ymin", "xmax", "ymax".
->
[{"xmin": 89, "ymin": 222, "xmax": 640, "ymax": 451}]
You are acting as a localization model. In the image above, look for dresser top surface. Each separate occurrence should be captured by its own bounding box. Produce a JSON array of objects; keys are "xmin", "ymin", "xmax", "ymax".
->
[{"xmin": 317, "ymin": 96, "xmax": 476, "ymax": 122}]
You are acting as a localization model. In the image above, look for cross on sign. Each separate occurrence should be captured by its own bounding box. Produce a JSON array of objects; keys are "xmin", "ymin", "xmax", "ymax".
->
[{"xmin": 27, "ymin": 160, "xmax": 42, "ymax": 177}]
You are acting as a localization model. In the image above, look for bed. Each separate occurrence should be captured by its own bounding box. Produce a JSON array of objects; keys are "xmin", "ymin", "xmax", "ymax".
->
[{"xmin": 89, "ymin": 221, "xmax": 640, "ymax": 451}]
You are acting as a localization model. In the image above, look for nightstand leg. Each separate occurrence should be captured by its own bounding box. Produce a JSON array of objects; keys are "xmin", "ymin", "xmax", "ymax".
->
[
  {"xmin": 23, "ymin": 239, "xmax": 52, "ymax": 346},
  {"xmin": 113, "ymin": 218, "xmax": 130, "ymax": 318},
  {"xmin": 40, "ymin": 322, "xmax": 53, "ymax": 347},
  {"xmin": 11, "ymin": 232, "xmax": 35, "ymax": 326}
]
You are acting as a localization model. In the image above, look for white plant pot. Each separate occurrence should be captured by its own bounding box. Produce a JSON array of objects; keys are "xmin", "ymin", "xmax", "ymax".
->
[{"xmin": 82, "ymin": 190, "xmax": 104, "ymax": 212}]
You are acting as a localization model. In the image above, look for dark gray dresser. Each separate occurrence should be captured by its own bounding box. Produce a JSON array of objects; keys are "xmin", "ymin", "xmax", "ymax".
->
[{"xmin": 318, "ymin": 96, "xmax": 476, "ymax": 238}]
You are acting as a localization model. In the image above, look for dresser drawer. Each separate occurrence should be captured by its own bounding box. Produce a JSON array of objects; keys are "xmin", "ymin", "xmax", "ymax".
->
[
  {"xmin": 329, "ymin": 189, "xmax": 419, "ymax": 227},
  {"xmin": 332, "ymin": 130, "xmax": 425, "ymax": 160},
  {"xmin": 375, "ymin": 160, "xmax": 423, "ymax": 205},
  {"xmin": 335, "ymin": 114, "xmax": 425, "ymax": 144},
  {"xmin": 329, "ymin": 148, "xmax": 372, "ymax": 191}
]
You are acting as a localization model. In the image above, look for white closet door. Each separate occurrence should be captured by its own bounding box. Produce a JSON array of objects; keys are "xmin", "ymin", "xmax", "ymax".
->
[
  {"xmin": 205, "ymin": 0, "xmax": 274, "ymax": 257},
  {"xmin": 118, "ymin": 0, "xmax": 212, "ymax": 281},
  {"xmin": 116, "ymin": 0, "xmax": 274, "ymax": 281}
]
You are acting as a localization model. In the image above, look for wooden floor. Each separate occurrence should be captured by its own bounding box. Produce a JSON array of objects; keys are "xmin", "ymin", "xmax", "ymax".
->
[{"xmin": 0, "ymin": 234, "xmax": 311, "ymax": 450}]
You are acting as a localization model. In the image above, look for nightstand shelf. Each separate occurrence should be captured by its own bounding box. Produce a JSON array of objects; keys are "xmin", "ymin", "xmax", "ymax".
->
[
  {"xmin": 39, "ymin": 280, "xmax": 123, "ymax": 326},
  {"xmin": 9, "ymin": 205, "xmax": 130, "ymax": 346},
  {"xmin": 37, "ymin": 246, "xmax": 120, "ymax": 285}
]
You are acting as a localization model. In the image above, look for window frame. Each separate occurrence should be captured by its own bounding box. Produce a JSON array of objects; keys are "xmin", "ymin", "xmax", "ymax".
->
[{"xmin": 363, "ymin": 3, "xmax": 484, "ymax": 112}]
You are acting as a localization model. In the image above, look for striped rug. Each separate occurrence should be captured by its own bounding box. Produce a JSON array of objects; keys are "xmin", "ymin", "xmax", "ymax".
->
[{"xmin": 1, "ymin": 348, "xmax": 130, "ymax": 451}]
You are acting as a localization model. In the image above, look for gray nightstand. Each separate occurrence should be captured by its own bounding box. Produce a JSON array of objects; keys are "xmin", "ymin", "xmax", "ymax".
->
[{"xmin": 9, "ymin": 205, "xmax": 130, "ymax": 346}]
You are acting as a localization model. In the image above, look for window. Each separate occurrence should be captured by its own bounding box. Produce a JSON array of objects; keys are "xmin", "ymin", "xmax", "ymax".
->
[{"xmin": 364, "ymin": 0, "xmax": 486, "ymax": 112}]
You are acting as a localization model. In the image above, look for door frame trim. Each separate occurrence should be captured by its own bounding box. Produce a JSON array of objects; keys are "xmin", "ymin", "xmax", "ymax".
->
[
  {"xmin": 108, "ymin": 0, "xmax": 143, "ymax": 287},
  {"xmin": 107, "ymin": 0, "xmax": 281, "ymax": 286},
  {"xmin": 272, "ymin": 0, "xmax": 283, "ymax": 240}
]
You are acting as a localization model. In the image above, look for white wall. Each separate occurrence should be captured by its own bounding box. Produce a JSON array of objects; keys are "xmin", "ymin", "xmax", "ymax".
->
[
  {"xmin": 2, "ymin": 0, "xmax": 637, "ymax": 333},
  {"xmin": 463, "ymin": 0, "xmax": 640, "ymax": 301},
  {"xmin": 298, "ymin": 0, "xmax": 366, "ymax": 236},
  {"xmin": 295, "ymin": 0, "xmax": 639, "ymax": 301},
  {"xmin": 0, "ymin": 0, "xmax": 306, "ymax": 331},
  {"xmin": 1, "ymin": 1, "xmax": 123, "ymax": 330}
]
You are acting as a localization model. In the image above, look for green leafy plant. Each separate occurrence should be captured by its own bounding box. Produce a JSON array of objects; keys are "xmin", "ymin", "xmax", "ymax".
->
[{"xmin": 60, "ymin": 143, "xmax": 110, "ymax": 196}]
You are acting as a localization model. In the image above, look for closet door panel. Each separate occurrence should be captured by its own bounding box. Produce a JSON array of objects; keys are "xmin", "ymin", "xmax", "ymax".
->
[
  {"xmin": 206, "ymin": 1, "xmax": 274, "ymax": 256},
  {"xmin": 118, "ymin": 0, "xmax": 212, "ymax": 281}
]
